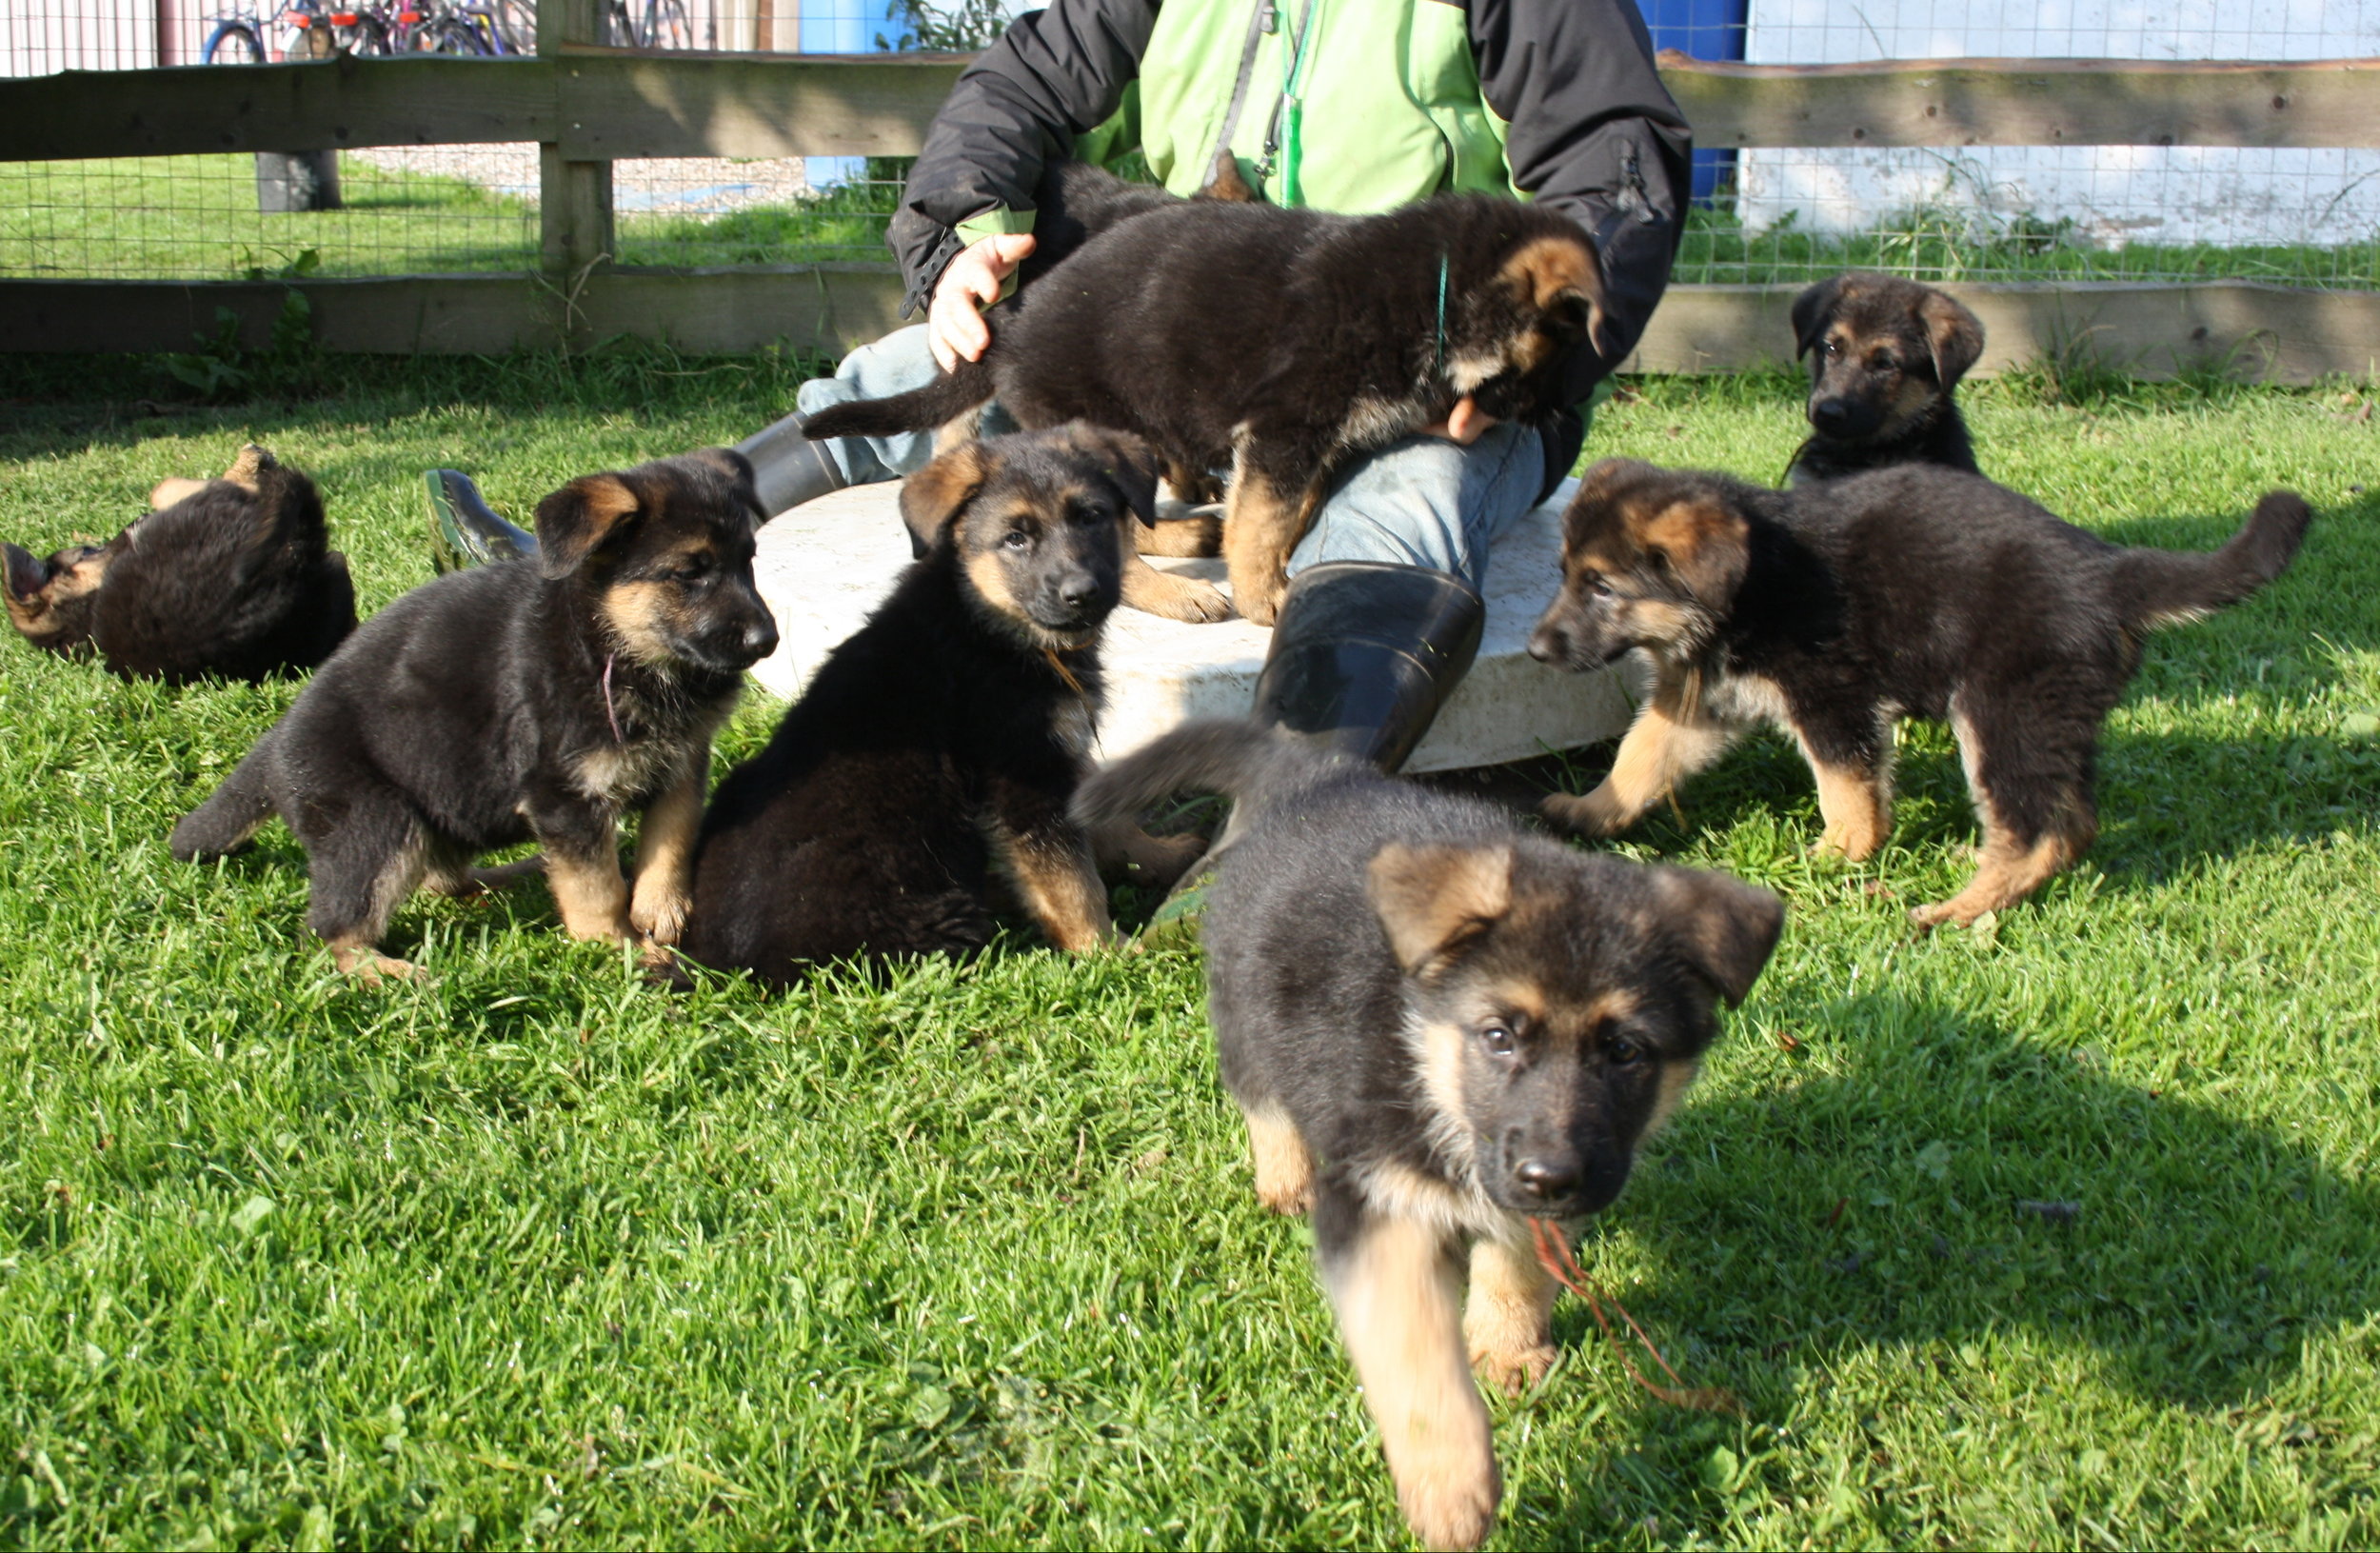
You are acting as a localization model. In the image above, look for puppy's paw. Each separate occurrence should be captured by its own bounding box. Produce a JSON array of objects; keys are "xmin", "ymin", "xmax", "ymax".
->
[
  {"xmin": 629, "ymin": 886, "xmax": 689, "ymax": 947},
  {"xmin": 1908, "ymin": 896, "xmax": 1993, "ymax": 932},
  {"xmin": 1470, "ymin": 1338, "xmax": 1558, "ymax": 1399},
  {"xmin": 331, "ymin": 945, "xmax": 428, "ymax": 986},
  {"xmin": 1394, "ymin": 1449, "xmax": 1500, "ymax": 1553},
  {"xmin": 1811, "ymin": 827, "xmax": 1882, "ymax": 864},
  {"xmin": 1124, "ymin": 571, "xmax": 1234, "ymax": 624},
  {"xmin": 1540, "ymin": 786, "xmax": 1631, "ymax": 837},
  {"xmin": 1255, "ymin": 1176, "xmax": 1313, "ymax": 1217}
]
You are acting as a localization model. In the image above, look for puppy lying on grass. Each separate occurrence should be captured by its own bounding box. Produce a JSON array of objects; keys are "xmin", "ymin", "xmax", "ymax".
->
[
  {"xmin": 5, "ymin": 444, "xmax": 354, "ymax": 683},
  {"xmin": 1530, "ymin": 458, "xmax": 2311, "ymax": 928},
  {"xmin": 172, "ymin": 450, "xmax": 778, "ymax": 981},
  {"xmin": 1076, "ymin": 720, "xmax": 1781, "ymax": 1551},
  {"xmin": 676, "ymin": 427, "xmax": 1199, "ymax": 987},
  {"xmin": 804, "ymin": 193, "xmax": 1607, "ymax": 626}
]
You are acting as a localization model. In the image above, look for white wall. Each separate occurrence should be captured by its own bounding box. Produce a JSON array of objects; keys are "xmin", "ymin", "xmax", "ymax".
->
[{"xmin": 1739, "ymin": 1, "xmax": 2380, "ymax": 246}]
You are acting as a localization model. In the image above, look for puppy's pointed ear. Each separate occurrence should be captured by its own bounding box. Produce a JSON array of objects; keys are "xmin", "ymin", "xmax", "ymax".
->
[
  {"xmin": 1649, "ymin": 866, "xmax": 1784, "ymax": 1006},
  {"xmin": 1196, "ymin": 149, "xmax": 1259, "ymax": 203},
  {"xmin": 1638, "ymin": 496, "xmax": 1752, "ymax": 607},
  {"xmin": 1368, "ymin": 842, "xmax": 1514, "ymax": 980},
  {"xmin": 1920, "ymin": 289, "xmax": 1985, "ymax": 389},
  {"xmin": 534, "ymin": 472, "xmax": 642, "ymax": 580},
  {"xmin": 1061, "ymin": 426, "xmax": 1161, "ymax": 524},
  {"xmin": 4, "ymin": 543, "xmax": 49, "ymax": 603},
  {"xmin": 1791, "ymin": 276, "xmax": 1847, "ymax": 360},
  {"xmin": 688, "ymin": 447, "xmax": 768, "ymax": 527},
  {"xmin": 222, "ymin": 443, "xmax": 274, "ymax": 491},
  {"xmin": 898, "ymin": 441, "xmax": 990, "ymax": 555}
]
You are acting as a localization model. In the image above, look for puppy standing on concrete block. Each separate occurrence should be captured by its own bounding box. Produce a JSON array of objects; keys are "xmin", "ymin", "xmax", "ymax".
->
[
  {"xmin": 171, "ymin": 450, "xmax": 778, "ymax": 981},
  {"xmin": 1784, "ymin": 272, "xmax": 1985, "ymax": 484},
  {"xmin": 1076, "ymin": 721, "xmax": 1782, "ymax": 1551},
  {"xmin": 1529, "ymin": 458, "xmax": 2311, "ymax": 929},
  {"xmin": 5, "ymin": 444, "xmax": 354, "ymax": 682}
]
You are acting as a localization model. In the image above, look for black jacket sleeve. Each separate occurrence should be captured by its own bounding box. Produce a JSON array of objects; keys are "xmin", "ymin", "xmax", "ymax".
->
[
  {"xmin": 887, "ymin": 0, "xmax": 1159, "ymax": 316},
  {"xmin": 1467, "ymin": 0, "xmax": 1693, "ymax": 480}
]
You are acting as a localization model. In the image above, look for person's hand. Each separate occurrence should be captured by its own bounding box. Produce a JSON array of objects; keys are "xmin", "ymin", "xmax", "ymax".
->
[
  {"xmin": 1418, "ymin": 395, "xmax": 1498, "ymax": 445},
  {"xmin": 929, "ymin": 232, "xmax": 1038, "ymax": 371}
]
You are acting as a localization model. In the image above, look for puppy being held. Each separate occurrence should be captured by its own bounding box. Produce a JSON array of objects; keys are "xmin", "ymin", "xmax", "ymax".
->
[
  {"xmin": 1784, "ymin": 273, "xmax": 1984, "ymax": 485},
  {"xmin": 171, "ymin": 450, "xmax": 778, "ymax": 981},
  {"xmin": 803, "ymin": 192, "xmax": 1608, "ymax": 626},
  {"xmin": 1530, "ymin": 458, "xmax": 2311, "ymax": 928},
  {"xmin": 677, "ymin": 427, "xmax": 1195, "ymax": 988},
  {"xmin": 5, "ymin": 444, "xmax": 355, "ymax": 682},
  {"xmin": 1075, "ymin": 720, "xmax": 1781, "ymax": 1551}
]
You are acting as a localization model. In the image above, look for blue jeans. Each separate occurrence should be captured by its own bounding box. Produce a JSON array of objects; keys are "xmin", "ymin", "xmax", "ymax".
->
[{"xmin": 795, "ymin": 325, "xmax": 1549, "ymax": 591}]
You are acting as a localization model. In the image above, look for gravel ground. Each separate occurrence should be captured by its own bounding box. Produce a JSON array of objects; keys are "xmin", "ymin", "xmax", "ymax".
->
[{"xmin": 349, "ymin": 145, "xmax": 815, "ymax": 210}]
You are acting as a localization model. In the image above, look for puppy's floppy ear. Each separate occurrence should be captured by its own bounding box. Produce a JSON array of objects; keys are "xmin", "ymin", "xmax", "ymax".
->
[
  {"xmin": 1648, "ymin": 866, "xmax": 1784, "ymax": 1006},
  {"xmin": 1196, "ymin": 149, "xmax": 1259, "ymax": 204},
  {"xmin": 1920, "ymin": 289, "xmax": 1985, "ymax": 389},
  {"xmin": 897, "ymin": 441, "xmax": 991, "ymax": 555},
  {"xmin": 1637, "ymin": 495, "xmax": 1752, "ymax": 607},
  {"xmin": 1368, "ymin": 842, "xmax": 1514, "ymax": 980},
  {"xmin": 688, "ymin": 446, "xmax": 769, "ymax": 527},
  {"xmin": 1506, "ymin": 234, "xmax": 1612, "ymax": 359},
  {"xmin": 4, "ymin": 543, "xmax": 50, "ymax": 603},
  {"xmin": 534, "ymin": 472, "xmax": 642, "ymax": 580},
  {"xmin": 1791, "ymin": 276, "xmax": 1848, "ymax": 361},
  {"xmin": 1059, "ymin": 425, "xmax": 1161, "ymax": 524}
]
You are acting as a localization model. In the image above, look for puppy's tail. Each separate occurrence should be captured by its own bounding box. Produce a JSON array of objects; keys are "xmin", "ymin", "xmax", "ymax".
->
[
  {"xmin": 2113, "ymin": 490, "xmax": 2311, "ymax": 630},
  {"xmin": 799, "ymin": 356, "xmax": 997, "ymax": 442},
  {"xmin": 1072, "ymin": 719, "xmax": 1354, "ymax": 832},
  {"xmin": 170, "ymin": 735, "xmax": 278, "ymax": 862}
]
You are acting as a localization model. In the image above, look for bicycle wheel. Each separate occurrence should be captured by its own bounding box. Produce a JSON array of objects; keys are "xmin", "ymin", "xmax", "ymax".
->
[
  {"xmin": 600, "ymin": 0, "xmax": 635, "ymax": 47},
  {"xmin": 649, "ymin": 0, "xmax": 692, "ymax": 50},
  {"xmin": 429, "ymin": 16, "xmax": 489, "ymax": 53},
  {"xmin": 202, "ymin": 20, "xmax": 267, "ymax": 64},
  {"xmin": 491, "ymin": 0, "xmax": 535, "ymax": 52},
  {"xmin": 330, "ymin": 11, "xmax": 392, "ymax": 54}
]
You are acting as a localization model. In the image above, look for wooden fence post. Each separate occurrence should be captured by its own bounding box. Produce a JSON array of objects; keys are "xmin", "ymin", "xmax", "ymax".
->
[{"xmin": 538, "ymin": 0, "xmax": 613, "ymax": 339}]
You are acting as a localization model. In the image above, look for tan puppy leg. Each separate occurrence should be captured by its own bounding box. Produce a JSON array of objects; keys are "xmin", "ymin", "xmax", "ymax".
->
[
  {"xmin": 1543, "ymin": 670, "xmax": 1734, "ymax": 836},
  {"xmin": 148, "ymin": 477, "xmax": 208, "ymax": 511},
  {"xmin": 995, "ymin": 823, "xmax": 1113, "ymax": 953},
  {"xmin": 628, "ymin": 754, "xmax": 706, "ymax": 948},
  {"xmin": 1464, "ymin": 1235, "xmax": 1560, "ymax": 1397},
  {"xmin": 1808, "ymin": 756, "xmax": 1892, "ymax": 861},
  {"xmin": 1121, "ymin": 551, "xmax": 1233, "ymax": 623},
  {"xmin": 545, "ymin": 846, "xmax": 633, "ymax": 944},
  {"xmin": 1241, "ymin": 1101, "xmax": 1314, "ymax": 1215}
]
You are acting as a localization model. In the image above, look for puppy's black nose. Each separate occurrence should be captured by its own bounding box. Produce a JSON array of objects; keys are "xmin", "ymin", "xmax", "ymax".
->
[
  {"xmin": 1528, "ymin": 625, "xmax": 1564, "ymax": 664},
  {"xmin": 1513, "ymin": 1157, "xmax": 1581, "ymax": 1202},
  {"xmin": 1057, "ymin": 574, "xmax": 1100, "ymax": 612},
  {"xmin": 744, "ymin": 618, "xmax": 779, "ymax": 660},
  {"xmin": 1810, "ymin": 397, "xmax": 1853, "ymax": 434}
]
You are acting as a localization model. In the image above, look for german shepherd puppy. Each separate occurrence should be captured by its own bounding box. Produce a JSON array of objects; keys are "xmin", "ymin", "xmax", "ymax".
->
[
  {"xmin": 1784, "ymin": 273, "xmax": 1985, "ymax": 484},
  {"xmin": 171, "ymin": 450, "xmax": 778, "ymax": 981},
  {"xmin": 4, "ymin": 445, "xmax": 354, "ymax": 682},
  {"xmin": 803, "ymin": 194, "xmax": 1608, "ymax": 626},
  {"xmin": 677, "ymin": 427, "xmax": 1187, "ymax": 987},
  {"xmin": 1076, "ymin": 721, "xmax": 1780, "ymax": 1550},
  {"xmin": 1529, "ymin": 459, "xmax": 2311, "ymax": 928}
]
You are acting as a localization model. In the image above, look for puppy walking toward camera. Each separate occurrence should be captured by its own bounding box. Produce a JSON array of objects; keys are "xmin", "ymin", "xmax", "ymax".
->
[
  {"xmin": 1529, "ymin": 459, "xmax": 2311, "ymax": 929},
  {"xmin": 677, "ymin": 428, "xmax": 1194, "ymax": 987},
  {"xmin": 5, "ymin": 444, "xmax": 354, "ymax": 682},
  {"xmin": 171, "ymin": 451, "xmax": 778, "ymax": 981},
  {"xmin": 1784, "ymin": 273, "xmax": 1985, "ymax": 484},
  {"xmin": 1076, "ymin": 721, "xmax": 1782, "ymax": 1550},
  {"xmin": 803, "ymin": 194, "xmax": 1607, "ymax": 625}
]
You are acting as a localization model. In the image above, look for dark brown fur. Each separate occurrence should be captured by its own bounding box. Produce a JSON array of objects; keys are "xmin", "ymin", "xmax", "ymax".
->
[
  {"xmin": 4, "ymin": 445, "xmax": 354, "ymax": 682},
  {"xmin": 1528, "ymin": 458, "xmax": 2312, "ymax": 928},
  {"xmin": 170, "ymin": 451, "xmax": 778, "ymax": 981},
  {"xmin": 1785, "ymin": 273, "xmax": 1984, "ymax": 485},
  {"xmin": 677, "ymin": 427, "xmax": 1196, "ymax": 988},
  {"xmin": 803, "ymin": 193, "xmax": 1607, "ymax": 625},
  {"xmin": 1074, "ymin": 722, "xmax": 1780, "ymax": 1549}
]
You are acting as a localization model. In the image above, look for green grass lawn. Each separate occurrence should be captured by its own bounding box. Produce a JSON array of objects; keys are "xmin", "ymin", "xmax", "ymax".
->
[{"xmin": 0, "ymin": 353, "xmax": 2374, "ymax": 1549}]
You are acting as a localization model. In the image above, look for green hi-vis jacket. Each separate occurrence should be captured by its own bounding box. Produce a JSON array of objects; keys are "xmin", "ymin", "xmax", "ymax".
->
[{"xmin": 886, "ymin": 0, "xmax": 1694, "ymax": 483}]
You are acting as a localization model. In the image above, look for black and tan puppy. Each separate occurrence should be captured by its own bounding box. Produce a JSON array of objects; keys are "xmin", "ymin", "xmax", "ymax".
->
[
  {"xmin": 1784, "ymin": 273, "xmax": 1985, "ymax": 484},
  {"xmin": 678, "ymin": 427, "xmax": 1191, "ymax": 987},
  {"xmin": 5, "ymin": 444, "xmax": 354, "ymax": 682},
  {"xmin": 1529, "ymin": 458, "xmax": 2311, "ymax": 929},
  {"xmin": 1075, "ymin": 720, "xmax": 1780, "ymax": 1550},
  {"xmin": 804, "ymin": 193, "xmax": 1607, "ymax": 626},
  {"xmin": 171, "ymin": 450, "xmax": 777, "ymax": 981}
]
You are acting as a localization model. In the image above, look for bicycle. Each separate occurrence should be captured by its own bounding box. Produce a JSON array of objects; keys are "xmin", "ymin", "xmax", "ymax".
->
[
  {"xmin": 603, "ymin": 0, "xmax": 692, "ymax": 50},
  {"xmin": 413, "ymin": 0, "xmax": 536, "ymax": 55},
  {"xmin": 203, "ymin": 0, "xmax": 384, "ymax": 63}
]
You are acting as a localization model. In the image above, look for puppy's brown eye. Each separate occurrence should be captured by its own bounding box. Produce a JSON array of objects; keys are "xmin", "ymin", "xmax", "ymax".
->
[
  {"xmin": 1585, "ymin": 575, "xmax": 1612, "ymax": 598},
  {"xmin": 672, "ymin": 555, "xmax": 713, "ymax": 582},
  {"xmin": 1478, "ymin": 1024, "xmax": 1517, "ymax": 1057},
  {"xmin": 1606, "ymin": 1037, "xmax": 1642, "ymax": 1065},
  {"xmin": 1823, "ymin": 339, "xmax": 1841, "ymax": 358},
  {"xmin": 1002, "ymin": 530, "xmax": 1030, "ymax": 550}
]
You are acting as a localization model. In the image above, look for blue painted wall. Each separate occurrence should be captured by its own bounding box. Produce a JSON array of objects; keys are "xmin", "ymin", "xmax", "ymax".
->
[
  {"xmin": 801, "ymin": 2, "xmax": 907, "ymax": 189},
  {"xmin": 1636, "ymin": 0, "xmax": 1747, "ymax": 204}
]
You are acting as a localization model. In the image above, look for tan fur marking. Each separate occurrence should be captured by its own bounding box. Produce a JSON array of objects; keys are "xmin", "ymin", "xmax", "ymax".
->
[
  {"xmin": 1464, "ymin": 1235, "xmax": 1559, "ymax": 1397},
  {"xmin": 545, "ymin": 847, "xmax": 632, "ymax": 944},
  {"xmin": 1324, "ymin": 1215, "xmax": 1499, "ymax": 1551},
  {"xmin": 1121, "ymin": 553, "xmax": 1232, "ymax": 622},
  {"xmin": 329, "ymin": 943, "xmax": 427, "ymax": 984},
  {"xmin": 1129, "ymin": 511, "xmax": 1221, "ymax": 558},
  {"xmin": 325, "ymin": 827, "xmax": 431, "ymax": 981},
  {"xmin": 1241, "ymin": 1101, "xmax": 1315, "ymax": 1215},
  {"xmin": 1880, "ymin": 373, "xmax": 1938, "ymax": 439},
  {"xmin": 1644, "ymin": 1057, "xmax": 1702, "ymax": 1138},
  {"xmin": 1636, "ymin": 498, "xmax": 1752, "ymax": 606},
  {"xmin": 898, "ymin": 441, "xmax": 989, "ymax": 552},
  {"xmin": 1911, "ymin": 705, "xmax": 2092, "ymax": 928},
  {"xmin": 1808, "ymin": 757, "xmax": 1891, "ymax": 861},
  {"xmin": 1544, "ymin": 665, "xmax": 1735, "ymax": 835},
  {"xmin": 1369, "ymin": 845, "xmax": 1514, "ymax": 977},
  {"xmin": 1499, "ymin": 233, "xmax": 1607, "ymax": 354},
  {"xmin": 992, "ymin": 824, "xmax": 1111, "ymax": 953},
  {"xmin": 1221, "ymin": 460, "xmax": 1302, "ymax": 626},
  {"xmin": 222, "ymin": 444, "xmax": 271, "ymax": 491},
  {"xmin": 148, "ymin": 477, "xmax": 208, "ymax": 510},
  {"xmin": 932, "ymin": 408, "xmax": 983, "ymax": 454},
  {"xmin": 962, "ymin": 543, "xmax": 1022, "ymax": 623},
  {"xmin": 599, "ymin": 580, "xmax": 677, "ymax": 666},
  {"xmin": 628, "ymin": 752, "xmax": 706, "ymax": 949}
]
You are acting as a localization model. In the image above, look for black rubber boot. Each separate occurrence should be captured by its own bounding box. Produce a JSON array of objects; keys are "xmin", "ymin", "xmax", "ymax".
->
[
  {"xmin": 1146, "ymin": 561, "xmax": 1487, "ymax": 936},
  {"xmin": 734, "ymin": 406, "xmax": 848, "ymax": 521},
  {"xmin": 426, "ymin": 469, "xmax": 537, "ymax": 572}
]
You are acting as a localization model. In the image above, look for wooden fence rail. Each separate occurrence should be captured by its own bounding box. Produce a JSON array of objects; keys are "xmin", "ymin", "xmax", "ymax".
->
[{"xmin": 6, "ymin": 50, "xmax": 2380, "ymax": 374}]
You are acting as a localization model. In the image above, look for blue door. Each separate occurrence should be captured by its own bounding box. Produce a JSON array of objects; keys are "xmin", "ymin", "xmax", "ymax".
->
[{"xmin": 1636, "ymin": 0, "xmax": 1747, "ymax": 204}]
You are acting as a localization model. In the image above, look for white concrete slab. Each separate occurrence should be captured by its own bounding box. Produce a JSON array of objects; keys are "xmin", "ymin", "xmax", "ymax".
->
[{"xmin": 748, "ymin": 477, "xmax": 1631, "ymax": 773}]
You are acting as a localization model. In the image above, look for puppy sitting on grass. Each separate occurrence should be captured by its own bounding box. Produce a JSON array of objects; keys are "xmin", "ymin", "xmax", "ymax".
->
[
  {"xmin": 1075, "ymin": 720, "xmax": 1782, "ymax": 1551},
  {"xmin": 1783, "ymin": 272, "xmax": 1986, "ymax": 485},
  {"xmin": 1529, "ymin": 458, "xmax": 2311, "ymax": 929},
  {"xmin": 171, "ymin": 450, "xmax": 778, "ymax": 981},
  {"xmin": 676, "ymin": 427, "xmax": 1196, "ymax": 987}
]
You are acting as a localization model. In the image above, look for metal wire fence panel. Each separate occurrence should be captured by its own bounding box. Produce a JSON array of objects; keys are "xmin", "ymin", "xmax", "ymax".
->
[{"xmin": 1700, "ymin": 1, "xmax": 2380, "ymax": 288}]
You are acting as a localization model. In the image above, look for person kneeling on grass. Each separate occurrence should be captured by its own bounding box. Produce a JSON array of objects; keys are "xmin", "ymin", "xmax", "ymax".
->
[{"xmin": 430, "ymin": 0, "xmax": 1688, "ymax": 783}]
